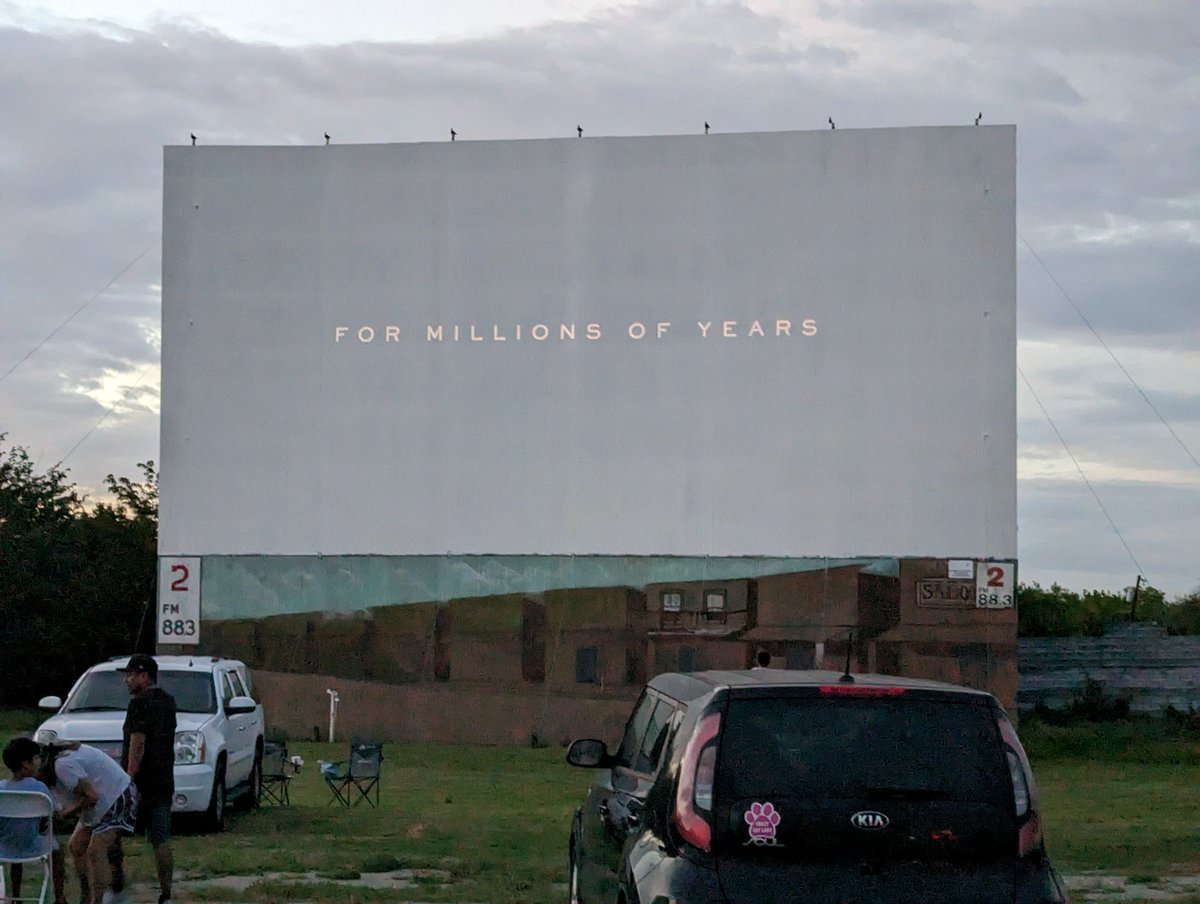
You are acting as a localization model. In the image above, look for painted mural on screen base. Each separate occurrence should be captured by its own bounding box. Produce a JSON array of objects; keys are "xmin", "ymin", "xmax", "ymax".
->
[{"xmin": 165, "ymin": 554, "xmax": 1017, "ymax": 746}]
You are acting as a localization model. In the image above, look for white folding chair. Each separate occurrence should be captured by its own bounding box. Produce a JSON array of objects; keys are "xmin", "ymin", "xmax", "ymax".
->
[{"xmin": 0, "ymin": 788, "xmax": 55, "ymax": 904}]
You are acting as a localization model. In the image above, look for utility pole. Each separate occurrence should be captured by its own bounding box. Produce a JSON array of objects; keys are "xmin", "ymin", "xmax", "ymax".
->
[{"xmin": 1129, "ymin": 574, "xmax": 1143, "ymax": 622}]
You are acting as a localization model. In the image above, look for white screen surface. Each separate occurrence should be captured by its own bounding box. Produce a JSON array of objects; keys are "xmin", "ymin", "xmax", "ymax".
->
[{"xmin": 160, "ymin": 126, "xmax": 1015, "ymax": 558}]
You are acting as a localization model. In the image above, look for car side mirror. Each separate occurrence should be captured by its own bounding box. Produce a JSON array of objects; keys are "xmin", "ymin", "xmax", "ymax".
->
[
  {"xmin": 566, "ymin": 738, "xmax": 611, "ymax": 768},
  {"xmin": 225, "ymin": 695, "xmax": 257, "ymax": 715},
  {"xmin": 38, "ymin": 696, "xmax": 62, "ymax": 710}
]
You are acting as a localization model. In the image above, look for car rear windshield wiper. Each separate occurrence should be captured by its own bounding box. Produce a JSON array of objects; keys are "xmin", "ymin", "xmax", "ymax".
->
[{"xmin": 863, "ymin": 785, "xmax": 950, "ymax": 801}]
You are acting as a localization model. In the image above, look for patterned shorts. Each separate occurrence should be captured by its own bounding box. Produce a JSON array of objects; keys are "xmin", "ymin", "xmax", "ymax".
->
[{"xmin": 90, "ymin": 784, "xmax": 139, "ymax": 836}]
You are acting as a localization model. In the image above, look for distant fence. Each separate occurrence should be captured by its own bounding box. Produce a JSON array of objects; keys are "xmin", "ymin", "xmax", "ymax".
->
[{"xmin": 1018, "ymin": 623, "xmax": 1200, "ymax": 714}]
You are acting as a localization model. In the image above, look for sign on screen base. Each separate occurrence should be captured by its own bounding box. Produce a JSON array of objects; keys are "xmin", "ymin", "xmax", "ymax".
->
[
  {"xmin": 947, "ymin": 559, "xmax": 974, "ymax": 581},
  {"xmin": 158, "ymin": 557, "xmax": 201, "ymax": 645},
  {"xmin": 976, "ymin": 560, "xmax": 1015, "ymax": 609}
]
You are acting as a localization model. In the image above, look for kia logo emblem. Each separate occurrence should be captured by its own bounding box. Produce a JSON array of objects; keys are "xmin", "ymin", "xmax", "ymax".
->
[{"xmin": 850, "ymin": 811, "xmax": 890, "ymax": 830}]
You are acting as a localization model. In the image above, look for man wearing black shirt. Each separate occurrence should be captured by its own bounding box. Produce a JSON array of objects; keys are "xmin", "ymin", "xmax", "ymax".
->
[{"xmin": 117, "ymin": 654, "xmax": 176, "ymax": 904}]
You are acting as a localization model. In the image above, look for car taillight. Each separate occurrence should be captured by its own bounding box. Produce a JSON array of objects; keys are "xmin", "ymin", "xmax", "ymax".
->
[
  {"xmin": 674, "ymin": 711, "xmax": 722, "ymax": 852},
  {"xmin": 1018, "ymin": 810, "xmax": 1043, "ymax": 858},
  {"xmin": 1007, "ymin": 750, "xmax": 1030, "ymax": 818},
  {"xmin": 694, "ymin": 745, "xmax": 716, "ymax": 811},
  {"xmin": 1006, "ymin": 748, "xmax": 1043, "ymax": 856},
  {"xmin": 997, "ymin": 707, "xmax": 1045, "ymax": 859}
]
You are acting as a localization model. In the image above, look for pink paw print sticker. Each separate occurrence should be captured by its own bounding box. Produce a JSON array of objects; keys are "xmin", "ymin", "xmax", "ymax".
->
[{"xmin": 744, "ymin": 801, "xmax": 782, "ymax": 845}]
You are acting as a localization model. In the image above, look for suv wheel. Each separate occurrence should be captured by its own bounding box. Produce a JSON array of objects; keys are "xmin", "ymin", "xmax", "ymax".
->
[
  {"xmin": 243, "ymin": 745, "xmax": 263, "ymax": 811},
  {"xmin": 205, "ymin": 764, "xmax": 227, "ymax": 832}
]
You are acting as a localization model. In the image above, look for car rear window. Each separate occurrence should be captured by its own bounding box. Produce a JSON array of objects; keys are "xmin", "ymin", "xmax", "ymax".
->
[{"xmin": 718, "ymin": 694, "xmax": 1008, "ymax": 805}]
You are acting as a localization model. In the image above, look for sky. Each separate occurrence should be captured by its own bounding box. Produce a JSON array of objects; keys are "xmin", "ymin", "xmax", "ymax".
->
[{"xmin": 1, "ymin": 0, "xmax": 1197, "ymax": 599}]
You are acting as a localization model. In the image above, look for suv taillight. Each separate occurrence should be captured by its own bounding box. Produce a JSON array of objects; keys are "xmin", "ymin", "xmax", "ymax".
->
[{"xmin": 673, "ymin": 711, "xmax": 722, "ymax": 852}]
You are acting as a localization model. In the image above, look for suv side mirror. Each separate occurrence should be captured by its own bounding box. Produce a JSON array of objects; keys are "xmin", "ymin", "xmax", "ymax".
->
[
  {"xmin": 225, "ymin": 695, "xmax": 257, "ymax": 715},
  {"xmin": 38, "ymin": 696, "xmax": 62, "ymax": 710},
  {"xmin": 567, "ymin": 738, "xmax": 612, "ymax": 768}
]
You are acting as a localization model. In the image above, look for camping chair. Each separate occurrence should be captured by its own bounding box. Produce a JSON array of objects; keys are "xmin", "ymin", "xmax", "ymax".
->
[
  {"xmin": 321, "ymin": 742, "xmax": 383, "ymax": 808},
  {"xmin": 258, "ymin": 740, "xmax": 294, "ymax": 806},
  {"xmin": 0, "ymin": 789, "xmax": 56, "ymax": 904}
]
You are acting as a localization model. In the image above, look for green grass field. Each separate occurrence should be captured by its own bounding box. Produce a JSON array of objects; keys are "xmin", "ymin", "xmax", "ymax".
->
[
  {"xmin": 1020, "ymin": 718, "xmax": 1200, "ymax": 879},
  {"xmin": 3, "ymin": 710, "xmax": 1198, "ymax": 902}
]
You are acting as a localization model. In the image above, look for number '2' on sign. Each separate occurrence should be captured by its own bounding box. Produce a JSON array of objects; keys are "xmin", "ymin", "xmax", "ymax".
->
[
  {"xmin": 158, "ymin": 557, "xmax": 201, "ymax": 645},
  {"xmin": 975, "ymin": 561, "xmax": 1015, "ymax": 609}
]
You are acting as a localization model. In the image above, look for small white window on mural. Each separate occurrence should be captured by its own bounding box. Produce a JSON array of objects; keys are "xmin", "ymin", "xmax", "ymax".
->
[
  {"xmin": 705, "ymin": 590, "xmax": 726, "ymax": 612},
  {"xmin": 661, "ymin": 591, "xmax": 683, "ymax": 612}
]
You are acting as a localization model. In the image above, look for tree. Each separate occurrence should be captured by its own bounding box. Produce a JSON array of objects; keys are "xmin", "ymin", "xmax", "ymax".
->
[
  {"xmin": 1018, "ymin": 580, "xmax": 1174, "ymax": 637},
  {"xmin": 0, "ymin": 435, "xmax": 158, "ymax": 705},
  {"xmin": 102, "ymin": 460, "xmax": 158, "ymax": 524},
  {"xmin": 1164, "ymin": 592, "xmax": 1200, "ymax": 636},
  {"xmin": 1018, "ymin": 583, "xmax": 1084, "ymax": 636}
]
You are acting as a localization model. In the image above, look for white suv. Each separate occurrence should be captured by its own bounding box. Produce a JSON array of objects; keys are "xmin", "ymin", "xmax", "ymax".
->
[{"xmin": 35, "ymin": 655, "xmax": 265, "ymax": 832}]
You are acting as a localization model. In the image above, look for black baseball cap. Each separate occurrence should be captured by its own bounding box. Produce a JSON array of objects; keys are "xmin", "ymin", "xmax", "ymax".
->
[{"xmin": 119, "ymin": 653, "xmax": 158, "ymax": 679}]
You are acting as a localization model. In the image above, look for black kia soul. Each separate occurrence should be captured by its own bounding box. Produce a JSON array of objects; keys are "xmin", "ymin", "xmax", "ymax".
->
[{"xmin": 567, "ymin": 670, "xmax": 1068, "ymax": 904}]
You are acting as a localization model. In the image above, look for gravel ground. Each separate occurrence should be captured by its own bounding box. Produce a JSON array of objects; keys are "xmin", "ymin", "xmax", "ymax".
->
[{"xmin": 93, "ymin": 869, "xmax": 1200, "ymax": 903}]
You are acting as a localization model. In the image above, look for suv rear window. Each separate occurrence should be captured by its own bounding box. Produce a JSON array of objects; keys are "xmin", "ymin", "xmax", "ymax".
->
[{"xmin": 718, "ymin": 694, "xmax": 1008, "ymax": 805}]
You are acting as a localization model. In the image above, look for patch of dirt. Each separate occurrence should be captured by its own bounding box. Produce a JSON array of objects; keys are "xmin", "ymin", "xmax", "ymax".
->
[
  {"xmin": 1066, "ymin": 873, "xmax": 1200, "ymax": 902},
  {"xmin": 181, "ymin": 866, "xmax": 452, "ymax": 893},
  {"xmin": 112, "ymin": 869, "xmax": 1200, "ymax": 903}
]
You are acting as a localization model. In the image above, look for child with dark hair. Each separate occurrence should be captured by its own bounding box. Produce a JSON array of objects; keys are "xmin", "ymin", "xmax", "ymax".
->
[{"xmin": 1, "ymin": 736, "xmax": 67, "ymax": 904}]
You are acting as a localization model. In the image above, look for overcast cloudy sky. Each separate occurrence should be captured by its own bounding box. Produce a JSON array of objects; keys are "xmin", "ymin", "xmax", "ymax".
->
[{"xmin": 1, "ymin": 0, "xmax": 1196, "ymax": 598}]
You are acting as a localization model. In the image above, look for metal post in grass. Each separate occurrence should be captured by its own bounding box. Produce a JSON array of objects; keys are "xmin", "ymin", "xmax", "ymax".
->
[{"xmin": 326, "ymin": 688, "xmax": 340, "ymax": 743}]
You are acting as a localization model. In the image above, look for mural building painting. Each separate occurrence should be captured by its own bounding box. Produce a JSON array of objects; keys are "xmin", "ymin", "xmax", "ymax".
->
[{"xmin": 159, "ymin": 126, "xmax": 1017, "ymax": 743}]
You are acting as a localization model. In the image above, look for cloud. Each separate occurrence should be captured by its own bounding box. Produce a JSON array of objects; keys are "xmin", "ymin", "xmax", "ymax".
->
[
  {"xmin": 1019, "ymin": 477, "xmax": 1200, "ymax": 597},
  {"xmin": 1018, "ymin": 240, "xmax": 1200, "ymax": 346},
  {"xmin": 990, "ymin": 0, "xmax": 1198, "ymax": 64},
  {"xmin": 0, "ymin": 0, "xmax": 1196, "ymax": 597}
]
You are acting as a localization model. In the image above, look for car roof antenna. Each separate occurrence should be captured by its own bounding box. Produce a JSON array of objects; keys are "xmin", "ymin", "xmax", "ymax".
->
[{"xmin": 838, "ymin": 632, "xmax": 855, "ymax": 684}]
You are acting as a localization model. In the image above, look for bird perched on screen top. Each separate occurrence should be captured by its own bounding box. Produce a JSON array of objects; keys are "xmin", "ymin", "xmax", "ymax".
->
[
  {"xmin": 324, "ymin": 132, "xmax": 331, "ymax": 145},
  {"xmin": 450, "ymin": 128, "xmax": 457, "ymax": 141},
  {"xmin": 190, "ymin": 132, "xmax": 196, "ymax": 145},
  {"xmin": 704, "ymin": 121, "xmax": 710, "ymax": 134},
  {"xmin": 577, "ymin": 125, "xmax": 583, "ymax": 137},
  {"xmin": 975, "ymin": 112, "xmax": 983, "ymax": 125},
  {"xmin": 828, "ymin": 117, "xmax": 835, "ymax": 130}
]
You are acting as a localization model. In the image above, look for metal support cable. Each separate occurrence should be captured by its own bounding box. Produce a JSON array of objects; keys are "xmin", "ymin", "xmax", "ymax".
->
[
  {"xmin": 1018, "ymin": 365, "xmax": 1146, "ymax": 578},
  {"xmin": 1019, "ymin": 232, "xmax": 1199, "ymax": 471},
  {"xmin": 1, "ymin": 242, "xmax": 156, "ymax": 384},
  {"xmin": 56, "ymin": 359, "xmax": 158, "ymax": 467}
]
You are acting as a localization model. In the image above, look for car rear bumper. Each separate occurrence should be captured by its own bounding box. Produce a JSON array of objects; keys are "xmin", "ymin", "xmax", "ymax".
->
[{"xmin": 634, "ymin": 855, "xmax": 1067, "ymax": 904}]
